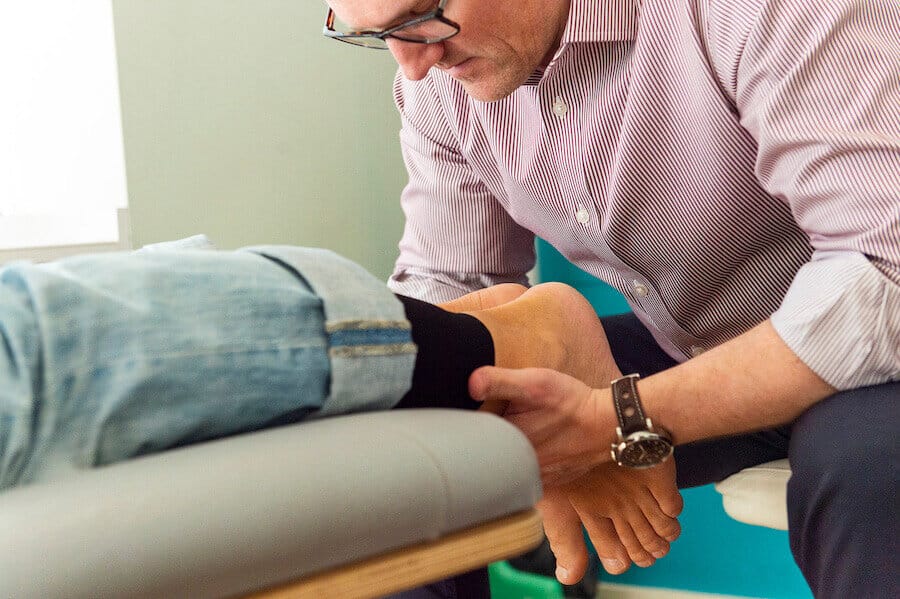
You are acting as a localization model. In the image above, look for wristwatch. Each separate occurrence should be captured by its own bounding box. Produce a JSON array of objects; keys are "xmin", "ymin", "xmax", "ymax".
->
[{"xmin": 610, "ymin": 373, "xmax": 673, "ymax": 469}]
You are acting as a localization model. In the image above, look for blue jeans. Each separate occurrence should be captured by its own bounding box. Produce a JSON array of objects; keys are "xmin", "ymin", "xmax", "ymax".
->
[{"xmin": 0, "ymin": 246, "xmax": 416, "ymax": 489}]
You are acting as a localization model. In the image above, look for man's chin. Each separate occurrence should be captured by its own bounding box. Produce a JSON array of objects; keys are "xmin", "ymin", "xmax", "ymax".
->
[
  {"xmin": 457, "ymin": 79, "xmax": 519, "ymax": 103},
  {"xmin": 434, "ymin": 60, "xmax": 528, "ymax": 102}
]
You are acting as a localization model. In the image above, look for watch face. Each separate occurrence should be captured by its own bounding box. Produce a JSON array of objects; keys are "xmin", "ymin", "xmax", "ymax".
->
[{"xmin": 617, "ymin": 433, "xmax": 673, "ymax": 469}]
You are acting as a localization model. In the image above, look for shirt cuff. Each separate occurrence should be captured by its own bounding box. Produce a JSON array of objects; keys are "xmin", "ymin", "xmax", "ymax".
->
[
  {"xmin": 243, "ymin": 246, "xmax": 417, "ymax": 417},
  {"xmin": 771, "ymin": 251, "xmax": 900, "ymax": 390}
]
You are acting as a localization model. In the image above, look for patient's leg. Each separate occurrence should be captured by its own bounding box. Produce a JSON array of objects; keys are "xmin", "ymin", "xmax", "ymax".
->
[
  {"xmin": 393, "ymin": 294, "xmax": 498, "ymax": 411},
  {"xmin": 0, "ymin": 248, "xmax": 413, "ymax": 489}
]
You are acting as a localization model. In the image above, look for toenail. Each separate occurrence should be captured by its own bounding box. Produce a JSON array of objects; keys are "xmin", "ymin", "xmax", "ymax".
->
[
  {"xmin": 652, "ymin": 550, "xmax": 666, "ymax": 558},
  {"xmin": 601, "ymin": 558, "xmax": 623, "ymax": 572}
]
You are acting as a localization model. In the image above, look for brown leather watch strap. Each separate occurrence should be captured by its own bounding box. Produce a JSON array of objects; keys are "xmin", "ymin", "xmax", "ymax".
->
[{"xmin": 611, "ymin": 373, "xmax": 648, "ymax": 436}]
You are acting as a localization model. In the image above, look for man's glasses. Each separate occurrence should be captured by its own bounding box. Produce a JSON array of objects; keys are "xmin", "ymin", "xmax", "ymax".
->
[{"xmin": 323, "ymin": 0, "xmax": 460, "ymax": 50}]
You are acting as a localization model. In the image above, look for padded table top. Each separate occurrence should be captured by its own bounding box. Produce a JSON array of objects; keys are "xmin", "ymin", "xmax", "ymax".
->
[{"xmin": 0, "ymin": 409, "xmax": 542, "ymax": 598}]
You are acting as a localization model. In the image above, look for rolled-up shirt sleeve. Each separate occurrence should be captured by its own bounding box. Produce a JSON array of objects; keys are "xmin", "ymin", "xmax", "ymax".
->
[
  {"xmin": 736, "ymin": 0, "xmax": 900, "ymax": 389},
  {"xmin": 771, "ymin": 252, "xmax": 899, "ymax": 389},
  {"xmin": 388, "ymin": 71, "xmax": 536, "ymax": 303}
]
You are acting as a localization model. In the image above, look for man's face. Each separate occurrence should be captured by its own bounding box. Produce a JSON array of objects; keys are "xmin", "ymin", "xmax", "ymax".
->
[{"xmin": 327, "ymin": 0, "xmax": 571, "ymax": 102}]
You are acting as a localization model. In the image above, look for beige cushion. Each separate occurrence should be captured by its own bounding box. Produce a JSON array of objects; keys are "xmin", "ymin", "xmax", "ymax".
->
[{"xmin": 714, "ymin": 459, "xmax": 791, "ymax": 530}]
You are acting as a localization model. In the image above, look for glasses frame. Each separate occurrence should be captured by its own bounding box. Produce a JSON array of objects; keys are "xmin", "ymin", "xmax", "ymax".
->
[{"xmin": 323, "ymin": 0, "xmax": 460, "ymax": 49}]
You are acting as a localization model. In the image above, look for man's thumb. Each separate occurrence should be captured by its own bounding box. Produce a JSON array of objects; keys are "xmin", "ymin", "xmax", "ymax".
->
[{"xmin": 469, "ymin": 366, "xmax": 552, "ymax": 404}]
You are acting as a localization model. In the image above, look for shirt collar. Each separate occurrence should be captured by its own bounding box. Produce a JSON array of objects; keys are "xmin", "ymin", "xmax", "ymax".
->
[
  {"xmin": 560, "ymin": 0, "xmax": 640, "ymax": 44},
  {"xmin": 521, "ymin": 0, "xmax": 639, "ymax": 86}
]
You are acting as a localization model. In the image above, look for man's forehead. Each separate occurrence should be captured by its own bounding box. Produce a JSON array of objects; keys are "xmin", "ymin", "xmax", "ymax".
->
[{"xmin": 327, "ymin": 0, "xmax": 431, "ymax": 29}]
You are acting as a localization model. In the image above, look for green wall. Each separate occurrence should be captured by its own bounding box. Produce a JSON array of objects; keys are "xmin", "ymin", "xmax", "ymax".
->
[{"xmin": 112, "ymin": 0, "xmax": 407, "ymax": 280}]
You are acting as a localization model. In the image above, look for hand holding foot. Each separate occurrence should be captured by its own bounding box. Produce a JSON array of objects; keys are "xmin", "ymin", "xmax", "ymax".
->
[
  {"xmin": 469, "ymin": 365, "xmax": 609, "ymax": 485},
  {"xmin": 463, "ymin": 283, "xmax": 684, "ymax": 578},
  {"xmin": 470, "ymin": 365, "xmax": 684, "ymax": 576}
]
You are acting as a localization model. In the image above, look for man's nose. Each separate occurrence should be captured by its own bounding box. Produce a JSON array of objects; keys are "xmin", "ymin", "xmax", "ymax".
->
[{"xmin": 386, "ymin": 38, "xmax": 445, "ymax": 80}]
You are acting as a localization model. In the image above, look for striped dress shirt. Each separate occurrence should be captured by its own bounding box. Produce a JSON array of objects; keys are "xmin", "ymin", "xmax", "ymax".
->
[{"xmin": 387, "ymin": 0, "xmax": 900, "ymax": 391}]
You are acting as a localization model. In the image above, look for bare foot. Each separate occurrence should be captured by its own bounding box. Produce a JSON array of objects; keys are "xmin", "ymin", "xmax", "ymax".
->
[
  {"xmin": 464, "ymin": 282, "xmax": 622, "ymax": 386},
  {"xmin": 563, "ymin": 459, "xmax": 682, "ymax": 575},
  {"xmin": 437, "ymin": 284, "xmax": 528, "ymax": 415},
  {"xmin": 538, "ymin": 459, "xmax": 683, "ymax": 582}
]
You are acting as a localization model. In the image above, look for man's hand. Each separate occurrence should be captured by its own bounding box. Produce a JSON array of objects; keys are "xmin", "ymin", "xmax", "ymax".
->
[
  {"xmin": 538, "ymin": 459, "xmax": 682, "ymax": 581},
  {"xmin": 469, "ymin": 364, "xmax": 684, "ymax": 577},
  {"xmin": 469, "ymin": 365, "xmax": 611, "ymax": 485},
  {"xmin": 537, "ymin": 487, "xmax": 592, "ymax": 583},
  {"xmin": 437, "ymin": 283, "xmax": 528, "ymax": 312}
]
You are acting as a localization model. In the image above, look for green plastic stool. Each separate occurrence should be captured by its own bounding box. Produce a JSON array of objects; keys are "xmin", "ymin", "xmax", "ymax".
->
[{"xmin": 488, "ymin": 561, "xmax": 565, "ymax": 599}]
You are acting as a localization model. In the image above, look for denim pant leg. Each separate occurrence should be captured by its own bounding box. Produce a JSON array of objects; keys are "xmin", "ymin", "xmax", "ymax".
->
[
  {"xmin": 0, "ymin": 250, "xmax": 333, "ymax": 488},
  {"xmin": 0, "ymin": 248, "xmax": 414, "ymax": 489},
  {"xmin": 786, "ymin": 381, "xmax": 900, "ymax": 598}
]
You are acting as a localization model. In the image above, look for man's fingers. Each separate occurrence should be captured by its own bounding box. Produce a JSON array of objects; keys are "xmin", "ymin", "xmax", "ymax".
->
[
  {"xmin": 642, "ymin": 461, "xmax": 684, "ymax": 538},
  {"xmin": 469, "ymin": 366, "xmax": 544, "ymax": 403},
  {"xmin": 650, "ymin": 480, "xmax": 685, "ymax": 520},
  {"xmin": 538, "ymin": 492, "xmax": 589, "ymax": 585},
  {"xmin": 633, "ymin": 487, "xmax": 682, "ymax": 545},
  {"xmin": 469, "ymin": 366, "xmax": 577, "ymax": 405}
]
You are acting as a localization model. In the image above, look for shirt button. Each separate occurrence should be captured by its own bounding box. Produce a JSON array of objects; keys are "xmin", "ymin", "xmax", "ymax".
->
[
  {"xmin": 575, "ymin": 207, "xmax": 590, "ymax": 224},
  {"xmin": 552, "ymin": 96, "xmax": 568, "ymax": 118},
  {"xmin": 690, "ymin": 345, "xmax": 707, "ymax": 357},
  {"xmin": 633, "ymin": 280, "xmax": 649, "ymax": 297}
]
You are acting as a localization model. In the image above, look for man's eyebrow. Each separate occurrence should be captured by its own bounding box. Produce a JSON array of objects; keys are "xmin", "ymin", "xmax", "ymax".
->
[{"xmin": 381, "ymin": 0, "xmax": 434, "ymax": 28}]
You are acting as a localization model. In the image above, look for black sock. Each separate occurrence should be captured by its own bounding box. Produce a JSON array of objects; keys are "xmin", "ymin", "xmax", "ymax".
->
[{"xmin": 393, "ymin": 295, "xmax": 495, "ymax": 411}]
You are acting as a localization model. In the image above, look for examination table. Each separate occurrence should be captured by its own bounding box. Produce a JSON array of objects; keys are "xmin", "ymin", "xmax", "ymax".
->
[{"xmin": 0, "ymin": 409, "xmax": 544, "ymax": 598}]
